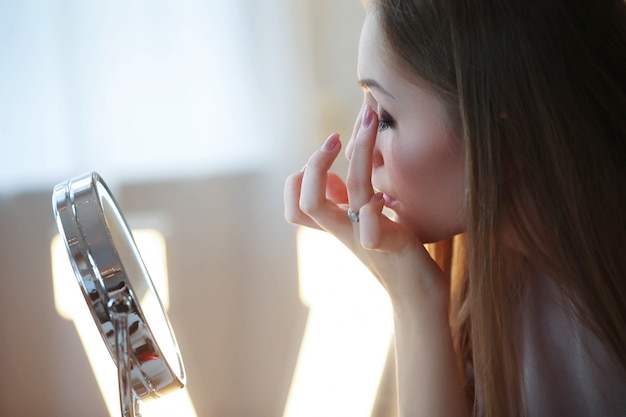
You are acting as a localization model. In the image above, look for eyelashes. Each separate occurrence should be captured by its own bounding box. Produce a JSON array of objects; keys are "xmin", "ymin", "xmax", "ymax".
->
[{"xmin": 377, "ymin": 109, "xmax": 395, "ymax": 132}]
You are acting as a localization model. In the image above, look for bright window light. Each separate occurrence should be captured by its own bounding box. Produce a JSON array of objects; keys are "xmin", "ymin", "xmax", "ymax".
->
[
  {"xmin": 51, "ymin": 229, "xmax": 197, "ymax": 417},
  {"xmin": 283, "ymin": 227, "xmax": 394, "ymax": 417}
]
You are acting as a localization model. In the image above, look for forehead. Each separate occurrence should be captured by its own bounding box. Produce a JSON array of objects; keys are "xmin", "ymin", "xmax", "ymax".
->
[
  {"xmin": 357, "ymin": 12, "xmax": 412, "ymax": 96},
  {"xmin": 357, "ymin": 13, "xmax": 446, "ymax": 105},
  {"xmin": 357, "ymin": 13, "xmax": 385, "ymax": 80}
]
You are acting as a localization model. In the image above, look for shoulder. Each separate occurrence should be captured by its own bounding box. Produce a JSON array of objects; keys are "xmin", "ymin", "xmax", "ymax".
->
[{"xmin": 517, "ymin": 273, "xmax": 626, "ymax": 416}]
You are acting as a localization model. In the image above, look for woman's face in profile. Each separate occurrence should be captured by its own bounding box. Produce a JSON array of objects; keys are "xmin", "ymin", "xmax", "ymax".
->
[{"xmin": 355, "ymin": 12, "xmax": 466, "ymax": 243}]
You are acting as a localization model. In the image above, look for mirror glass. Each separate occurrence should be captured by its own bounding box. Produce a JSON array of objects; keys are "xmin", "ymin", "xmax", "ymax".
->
[{"xmin": 52, "ymin": 172, "xmax": 185, "ymax": 404}]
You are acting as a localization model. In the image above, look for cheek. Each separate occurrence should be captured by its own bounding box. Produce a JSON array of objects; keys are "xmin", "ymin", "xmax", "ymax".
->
[
  {"xmin": 388, "ymin": 138, "xmax": 466, "ymax": 235},
  {"xmin": 389, "ymin": 139, "xmax": 462, "ymax": 190}
]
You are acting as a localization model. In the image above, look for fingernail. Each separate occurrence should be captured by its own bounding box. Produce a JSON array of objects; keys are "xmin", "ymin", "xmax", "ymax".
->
[
  {"xmin": 321, "ymin": 133, "xmax": 339, "ymax": 152},
  {"xmin": 300, "ymin": 164, "xmax": 307, "ymax": 172},
  {"xmin": 362, "ymin": 105, "xmax": 374, "ymax": 128}
]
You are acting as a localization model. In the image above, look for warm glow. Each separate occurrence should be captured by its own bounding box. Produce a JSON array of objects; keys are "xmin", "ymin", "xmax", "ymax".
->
[
  {"xmin": 51, "ymin": 230, "xmax": 197, "ymax": 417},
  {"xmin": 283, "ymin": 228, "xmax": 394, "ymax": 417}
]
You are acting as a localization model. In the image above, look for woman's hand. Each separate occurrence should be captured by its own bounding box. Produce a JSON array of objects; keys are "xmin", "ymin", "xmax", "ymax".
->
[
  {"xmin": 285, "ymin": 104, "xmax": 469, "ymax": 416},
  {"xmin": 284, "ymin": 105, "xmax": 448, "ymax": 308}
]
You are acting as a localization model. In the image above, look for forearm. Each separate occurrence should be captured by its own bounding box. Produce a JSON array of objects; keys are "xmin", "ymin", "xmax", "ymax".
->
[{"xmin": 393, "ymin": 298, "xmax": 470, "ymax": 417}]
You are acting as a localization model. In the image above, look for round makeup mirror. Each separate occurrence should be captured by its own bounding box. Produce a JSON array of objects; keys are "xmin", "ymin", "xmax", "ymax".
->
[{"xmin": 52, "ymin": 172, "xmax": 185, "ymax": 417}]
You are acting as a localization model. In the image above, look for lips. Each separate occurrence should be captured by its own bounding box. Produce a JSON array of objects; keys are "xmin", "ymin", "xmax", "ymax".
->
[
  {"xmin": 373, "ymin": 184, "xmax": 398, "ymax": 208},
  {"xmin": 383, "ymin": 193, "xmax": 398, "ymax": 209}
]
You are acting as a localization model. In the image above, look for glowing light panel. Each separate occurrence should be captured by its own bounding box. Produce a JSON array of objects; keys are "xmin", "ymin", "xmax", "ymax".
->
[{"xmin": 283, "ymin": 227, "xmax": 394, "ymax": 417}]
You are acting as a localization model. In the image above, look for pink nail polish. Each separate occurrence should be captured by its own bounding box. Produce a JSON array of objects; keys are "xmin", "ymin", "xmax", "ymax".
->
[
  {"xmin": 362, "ymin": 105, "xmax": 373, "ymax": 128},
  {"xmin": 321, "ymin": 134, "xmax": 339, "ymax": 152},
  {"xmin": 370, "ymin": 192, "xmax": 383, "ymax": 203}
]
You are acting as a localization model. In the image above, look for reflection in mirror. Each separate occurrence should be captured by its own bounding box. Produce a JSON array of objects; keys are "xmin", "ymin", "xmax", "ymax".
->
[{"xmin": 52, "ymin": 172, "xmax": 194, "ymax": 416}]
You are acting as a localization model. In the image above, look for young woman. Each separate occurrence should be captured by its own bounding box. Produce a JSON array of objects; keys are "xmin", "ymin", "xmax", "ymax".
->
[{"xmin": 284, "ymin": 0, "xmax": 626, "ymax": 415}]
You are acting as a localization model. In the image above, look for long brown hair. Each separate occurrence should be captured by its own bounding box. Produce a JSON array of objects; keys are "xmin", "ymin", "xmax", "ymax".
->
[{"xmin": 373, "ymin": 0, "xmax": 626, "ymax": 415}]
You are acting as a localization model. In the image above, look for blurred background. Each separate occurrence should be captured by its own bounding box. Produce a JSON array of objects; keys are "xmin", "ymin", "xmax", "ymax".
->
[{"xmin": 0, "ymin": 1, "xmax": 397, "ymax": 416}]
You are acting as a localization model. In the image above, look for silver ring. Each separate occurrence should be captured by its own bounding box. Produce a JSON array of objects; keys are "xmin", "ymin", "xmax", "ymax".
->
[{"xmin": 347, "ymin": 208, "xmax": 360, "ymax": 224}]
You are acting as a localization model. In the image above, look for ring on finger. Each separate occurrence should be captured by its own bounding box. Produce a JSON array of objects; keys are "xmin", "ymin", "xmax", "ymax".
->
[{"xmin": 347, "ymin": 208, "xmax": 360, "ymax": 224}]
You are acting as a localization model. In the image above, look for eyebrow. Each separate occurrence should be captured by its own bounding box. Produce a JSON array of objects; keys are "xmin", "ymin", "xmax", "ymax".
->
[{"xmin": 358, "ymin": 78, "xmax": 395, "ymax": 99}]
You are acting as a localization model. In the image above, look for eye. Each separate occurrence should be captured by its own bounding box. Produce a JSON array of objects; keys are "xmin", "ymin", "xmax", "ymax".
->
[{"xmin": 377, "ymin": 109, "xmax": 395, "ymax": 132}]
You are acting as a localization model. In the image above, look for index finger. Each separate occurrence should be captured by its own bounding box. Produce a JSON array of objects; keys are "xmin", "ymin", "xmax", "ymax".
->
[
  {"xmin": 346, "ymin": 104, "xmax": 377, "ymax": 211},
  {"xmin": 345, "ymin": 105, "xmax": 365, "ymax": 161}
]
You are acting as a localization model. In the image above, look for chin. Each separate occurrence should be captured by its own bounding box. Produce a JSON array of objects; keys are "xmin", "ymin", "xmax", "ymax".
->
[{"xmin": 397, "ymin": 215, "xmax": 458, "ymax": 244}]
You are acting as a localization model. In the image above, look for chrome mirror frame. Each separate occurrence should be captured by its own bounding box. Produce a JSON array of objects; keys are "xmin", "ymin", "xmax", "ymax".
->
[{"xmin": 52, "ymin": 172, "xmax": 185, "ymax": 417}]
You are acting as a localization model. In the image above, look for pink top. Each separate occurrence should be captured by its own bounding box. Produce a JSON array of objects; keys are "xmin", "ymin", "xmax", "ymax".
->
[{"xmin": 517, "ymin": 274, "xmax": 626, "ymax": 416}]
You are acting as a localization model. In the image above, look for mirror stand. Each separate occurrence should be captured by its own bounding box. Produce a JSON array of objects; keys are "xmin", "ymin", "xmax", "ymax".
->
[{"xmin": 108, "ymin": 292, "xmax": 141, "ymax": 417}]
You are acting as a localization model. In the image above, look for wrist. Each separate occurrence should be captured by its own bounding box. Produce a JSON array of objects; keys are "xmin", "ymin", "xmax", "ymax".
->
[
  {"xmin": 388, "ymin": 274, "xmax": 450, "ymax": 320},
  {"xmin": 391, "ymin": 289, "xmax": 450, "ymax": 332}
]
